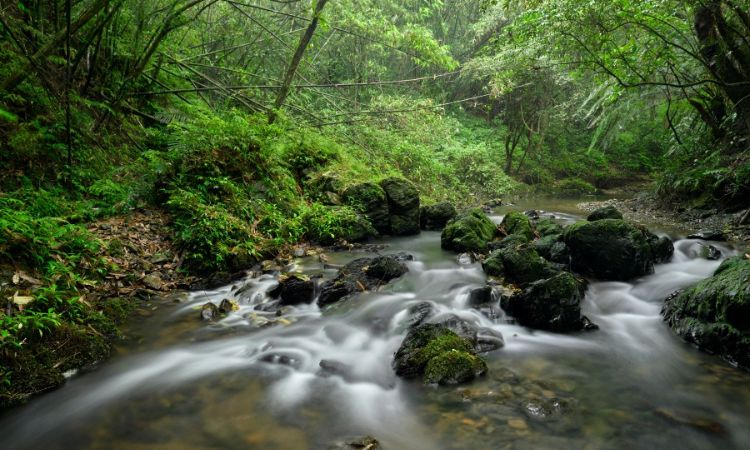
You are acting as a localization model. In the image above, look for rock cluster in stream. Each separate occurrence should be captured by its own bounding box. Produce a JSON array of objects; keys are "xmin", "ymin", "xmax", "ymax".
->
[{"xmin": 438, "ymin": 205, "xmax": 675, "ymax": 334}]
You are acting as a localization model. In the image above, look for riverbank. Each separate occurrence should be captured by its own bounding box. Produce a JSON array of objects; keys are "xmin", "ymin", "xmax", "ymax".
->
[{"xmin": 578, "ymin": 195, "xmax": 750, "ymax": 247}]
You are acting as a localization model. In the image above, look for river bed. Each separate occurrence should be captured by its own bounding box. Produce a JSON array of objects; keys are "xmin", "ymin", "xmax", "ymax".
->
[{"xmin": 1, "ymin": 201, "xmax": 748, "ymax": 449}]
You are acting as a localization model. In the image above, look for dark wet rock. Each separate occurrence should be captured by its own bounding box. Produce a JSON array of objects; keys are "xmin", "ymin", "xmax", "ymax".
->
[
  {"xmin": 380, "ymin": 177, "xmax": 420, "ymax": 235},
  {"xmin": 200, "ymin": 302, "xmax": 219, "ymax": 321},
  {"xmin": 390, "ymin": 252, "xmax": 415, "ymax": 263},
  {"xmin": 662, "ymin": 256, "xmax": 750, "ymax": 369},
  {"xmin": 259, "ymin": 353, "xmax": 302, "ymax": 369},
  {"xmin": 535, "ymin": 218, "xmax": 563, "ymax": 238},
  {"xmin": 424, "ymin": 350, "xmax": 488, "ymax": 385},
  {"xmin": 525, "ymin": 210, "xmax": 540, "ymax": 220},
  {"xmin": 219, "ymin": 298, "xmax": 239, "ymax": 314},
  {"xmin": 366, "ymin": 255, "xmax": 409, "ymax": 280},
  {"xmin": 441, "ymin": 208, "xmax": 497, "ymax": 253},
  {"xmin": 482, "ymin": 245, "xmax": 559, "ymax": 285},
  {"xmin": 562, "ymin": 219, "xmax": 670, "ymax": 281},
  {"xmin": 587, "ymin": 205, "xmax": 624, "ymax": 221},
  {"xmin": 650, "ymin": 235, "xmax": 675, "ymax": 263},
  {"xmin": 501, "ymin": 211, "xmax": 534, "ymax": 241},
  {"xmin": 467, "ymin": 286, "xmax": 495, "ymax": 306},
  {"xmin": 420, "ymin": 202, "xmax": 458, "ymax": 230},
  {"xmin": 698, "ymin": 243, "xmax": 723, "ymax": 261},
  {"xmin": 189, "ymin": 271, "xmax": 246, "ymax": 290},
  {"xmin": 318, "ymin": 256, "xmax": 408, "ymax": 307},
  {"xmin": 342, "ymin": 182, "xmax": 390, "ymax": 234},
  {"xmin": 476, "ymin": 327, "xmax": 505, "ymax": 353},
  {"xmin": 328, "ymin": 436, "xmax": 381, "ymax": 450},
  {"xmin": 318, "ymin": 359, "xmax": 355, "ymax": 381},
  {"xmin": 687, "ymin": 230, "xmax": 726, "ymax": 241},
  {"xmin": 457, "ymin": 252, "xmax": 475, "ymax": 265},
  {"xmin": 487, "ymin": 234, "xmax": 529, "ymax": 252},
  {"xmin": 278, "ymin": 274, "xmax": 316, "ymax": 306},
  {"xmin": 406, "ymin": 302, "xmax": 436, "ymax": 328},
  {"xmin": 654, "ymin": 408, "xmax": 728, "ymax": 435},
  {"xmin": 501, "ymin": 272, "xmax": 589, "ymax": 332},
  {"xmin": 427, "ymin": 314, "xmax": 479, "ymax": 346}
]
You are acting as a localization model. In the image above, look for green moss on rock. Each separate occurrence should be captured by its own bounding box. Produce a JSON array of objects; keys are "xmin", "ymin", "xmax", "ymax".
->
[
  {"xmin": 563, "ymin": 219, "xmax": 656, "ymax": 280},
  {"xmin": 441, "ymin": 209, "xmax": 497, "ymax": 253},
  {"xmin": 501, "ymin": 211, "xmax": 534, "ymax": 241},
  {"xmin": 342, "ymin": 182, "xmax": 389, "ymax": 234},
  {"xmin": 423, "ymin": 350, "xmax": 488, "ymax": 385},
  {"xmin": 663, "ymin": 256, "xmax": 750, "ymax": 368},
  {"xmin": 483, "ymin": 245, "xmax": 558, "ymax": 284}
]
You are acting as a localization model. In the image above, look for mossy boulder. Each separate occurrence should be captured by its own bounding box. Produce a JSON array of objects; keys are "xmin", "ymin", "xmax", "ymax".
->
[
  {"xmin": 379, "ymin": 178, "xmax": 420, "ymax": 235},
  {"xmin": 420, "ymin": 202, "xmax": 458, "ymax": 231},
  {"xmin": 306, "ymin": 174, "xmax": 344, "ymax": 205},
  {"xmin": 482, "ymin": 245, "xmax": 559, "ymax": 285},
  {"xmin": 562, "ymin": 219, "xmax": 670, "ymax": 280},
  {"xmin": 535, "ymin": 218, "xmax": 563, "ymax": 238},
  {"xmin": 424, "ymin": 350, "xmax": 488, "ymax": 385},
  {"xmin": 501, "ymin": 211, "xmax": 534, "ymax": 241},
  {"xmin": 662, "ymin": 256, "xmax": 750, "ymax": 368},
  {"xmin": 441, "ymin": 209, "xmax": 497, "ymax": 253},
  {"xmin": 306, "ymin": 206, "xmax": 378, "ymax": 245},
  {"xmin": 650, "ymin": 235, "xmax": 675, "ymax": 263},
  {"xmin": 392, "ymin": 323, "xmax": 486, "ymax": 385},
  {"xmin": 318, "ymin": 255, "xmax": 408, "ymax": 306},
  {"xmin": 342, "ymin": 182, "xmax": 390, "ymax": 234},
  {"xmin": 587, "ymin": 205, "xmax": 624, "ymax": 221},
  {"xmin": 501, "ymin": 272, "xmax": 589, "ymax": 332},
  {"xmin": 487, "ymin": 234, "xmax": 529, "ymax": 252}
]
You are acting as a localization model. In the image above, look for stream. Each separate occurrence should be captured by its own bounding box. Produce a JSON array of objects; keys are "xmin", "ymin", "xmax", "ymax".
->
[{"xmin": 1, "ymin": 199, "xmax": 749, "ymax": 450}]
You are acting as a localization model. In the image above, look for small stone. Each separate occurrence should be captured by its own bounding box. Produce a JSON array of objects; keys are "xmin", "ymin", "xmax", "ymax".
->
[
  {"xmin": 507, "ymin": 418, "xmax": 528, "ymax": 430},
  {"xmin": 143, "ymin": 273, "xmax": 163, "ymax": 290},
  {"xmin": 219, "ymin": 298, "xmax": 239, "ymax": 314},
  {"xmin": 687, "ymin": 230, "xmax": 726, "ymax": 241},
  {"xmin": 200, "ymin": 302, "xmax": 219, "ymax": 321}
]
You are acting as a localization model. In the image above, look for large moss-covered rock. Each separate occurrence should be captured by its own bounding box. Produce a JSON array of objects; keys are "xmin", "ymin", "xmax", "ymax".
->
[
  {"xmin": 482, "ymin": 245, "xmax": 559, "ymax": 285},
  {"xmin": 306, "ymin": 206, "xmax": 378, "ymax": 245},
  {"xmin": 380, "ymin": 178, "xmax": 420, "ymax": 235},
  {"xmin": 392, "ymin": 323, "xmax": 487, "ymax": 385},
  {"xmin": 501, "ymin": 211, "xmax": 534, "ymax": 241},
  {"xmin": 535, "ymin": 218, "xmax": 563, "ymax": 238},
  {"xmin": 501, "ymin": 272, "xmax": 588, "ymax": 332},
  {"xmin": 305, "ymin": 174, "xmax": 344, "ymax": 205},
  {"xmin": 441, "ymin": 209, "xmax": 497, "ymax": 253},
  {"xmin": 420, "ymin": 202, "xmax": 457, "ymax": 231},
  {"xmin": 318, "ymin": 255, "xmax": 408, "ymax": 306},
  {"xmin": 587, "ymin": 205, "xmax": 624, "ymax": 221},
  {"xmin": 662, "ymin": 256, "xmax": 750, "ymax": 368},
  {"xmin": 342, "ymin": 182, "xmax": 389, "ymax": 233},
  {"xmin": 562, "ymin": 219, "xmax": 670, "ymax": 280}
]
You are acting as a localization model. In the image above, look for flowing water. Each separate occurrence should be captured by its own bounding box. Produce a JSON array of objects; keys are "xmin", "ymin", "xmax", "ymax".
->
[{"xmin": 1, "ymin": 200, "xmax": 749, "ymax": 450}]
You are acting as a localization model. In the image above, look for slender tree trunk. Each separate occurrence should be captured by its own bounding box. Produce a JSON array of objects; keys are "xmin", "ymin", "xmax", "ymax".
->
[{"xmin": 269, "ymin": 0, "xmax": 330, "ymax": 123}]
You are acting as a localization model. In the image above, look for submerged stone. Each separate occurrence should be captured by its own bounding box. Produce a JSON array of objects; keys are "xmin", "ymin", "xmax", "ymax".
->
[
  {"xmin": 200, "ymin": 302, "xmax": 219, "ymax": 321},
  {"xmin": 278, "ymin": 274, "xmax": 316, "ymax": 306}
]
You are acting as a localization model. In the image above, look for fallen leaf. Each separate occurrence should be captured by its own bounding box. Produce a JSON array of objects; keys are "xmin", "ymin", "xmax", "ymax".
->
[
  {"xmin": 12, "ymin": 272, "xmax": 20, "ymax": 285},
  {"xmin": 356, "ymin": 280, "xmax": 367, "ymax": 291},
  {"xmin": 12, "ymin": 291, "xmax": 34, "ymax": 306}
]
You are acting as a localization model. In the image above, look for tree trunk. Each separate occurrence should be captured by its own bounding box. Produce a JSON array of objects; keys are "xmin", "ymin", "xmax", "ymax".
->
[{"xmin": 270, "ymin": 0, "xmax": 330, "ymax": 123}]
